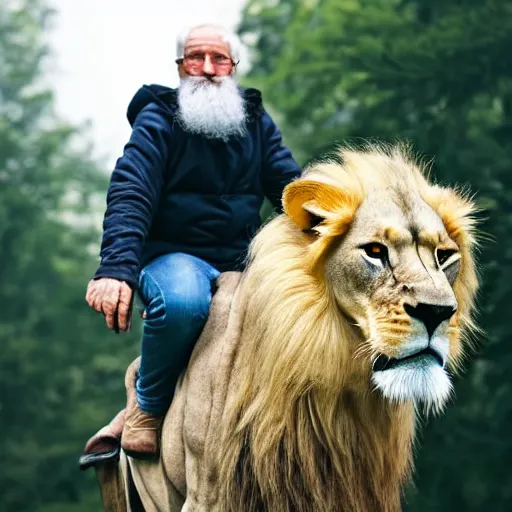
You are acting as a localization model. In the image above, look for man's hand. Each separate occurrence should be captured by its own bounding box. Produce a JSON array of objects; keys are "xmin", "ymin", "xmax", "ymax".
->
[{"xmin": 85, "ymin": 278, "xmax": 133, "ymax": 332}]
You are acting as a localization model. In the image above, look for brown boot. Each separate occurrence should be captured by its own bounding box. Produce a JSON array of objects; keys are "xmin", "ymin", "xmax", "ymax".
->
[{"xmin": 120, "ymin": 357, "xmax": 164, "ymax": 460}]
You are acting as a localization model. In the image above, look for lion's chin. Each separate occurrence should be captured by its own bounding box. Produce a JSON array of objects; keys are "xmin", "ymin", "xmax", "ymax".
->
[{"xmin": 371, "ymin": 357, "xmax": 453, "ymax": 413}]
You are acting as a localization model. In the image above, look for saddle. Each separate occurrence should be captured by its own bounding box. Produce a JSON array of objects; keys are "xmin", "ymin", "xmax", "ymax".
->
[{"xmin": 79, "ymin": 408, "xmax": 126, "ymax": 470}]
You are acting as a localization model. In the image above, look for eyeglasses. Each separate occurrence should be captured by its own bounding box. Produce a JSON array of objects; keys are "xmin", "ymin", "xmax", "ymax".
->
[{"xmin": 175, "ymin": 53, "xmax": 236, "ymax": 68}]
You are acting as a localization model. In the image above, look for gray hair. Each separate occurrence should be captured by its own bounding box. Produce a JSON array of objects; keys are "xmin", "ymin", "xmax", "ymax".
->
[{"xmin": 176, "ymin": 24, "xmax": 242, "ymax": 64}]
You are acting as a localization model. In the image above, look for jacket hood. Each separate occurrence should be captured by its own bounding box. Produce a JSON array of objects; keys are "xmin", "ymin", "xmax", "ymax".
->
[{"xmin": 126, "ymin": 83, "xmax": 263, "ymax": 126}]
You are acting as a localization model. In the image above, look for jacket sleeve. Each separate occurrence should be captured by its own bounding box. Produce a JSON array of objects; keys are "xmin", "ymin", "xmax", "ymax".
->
[
  {"xmin": 93, "ymin": 103, "xmax": 172, "ymax": 288},
  {"xmin": 260, "ymin": 110, "xmax": 302, "ymax": 211}
]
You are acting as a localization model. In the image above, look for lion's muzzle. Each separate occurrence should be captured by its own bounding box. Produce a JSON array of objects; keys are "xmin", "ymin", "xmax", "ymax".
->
[{"xmin": 371, "ymin": 302, "xmax": 458, "ymax": 411}]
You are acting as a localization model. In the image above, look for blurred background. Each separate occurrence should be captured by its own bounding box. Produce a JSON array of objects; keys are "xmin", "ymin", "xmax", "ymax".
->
[{"xmin": 0, "ymin": 0, "xmax": 510, "ymax": 510}]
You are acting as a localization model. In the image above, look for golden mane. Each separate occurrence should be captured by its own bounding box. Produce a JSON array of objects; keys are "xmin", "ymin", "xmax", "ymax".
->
[{"xmin": 216, "ymin": 144, "xmax": 479, "ymax": 512}]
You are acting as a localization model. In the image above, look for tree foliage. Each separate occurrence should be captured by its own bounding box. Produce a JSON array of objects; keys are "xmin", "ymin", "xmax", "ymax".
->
[
  {"xmin": 239, "ymin": 0, "xmax": 512, "ymax": 509},
  {"xmin": 0, "ymin": 2, "xmax": 138, "ymax": 510}
]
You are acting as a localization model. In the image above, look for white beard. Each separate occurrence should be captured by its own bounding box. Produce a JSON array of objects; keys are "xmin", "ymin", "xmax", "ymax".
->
[{"xmin": 177, "ymin": 76, "xmax": 247, "ymax": 141}]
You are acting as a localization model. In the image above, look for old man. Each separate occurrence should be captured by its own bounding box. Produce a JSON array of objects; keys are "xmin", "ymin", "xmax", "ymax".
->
[{"xmin": 85, "ymin": 23, "xmax": 301, "ymax": 459}]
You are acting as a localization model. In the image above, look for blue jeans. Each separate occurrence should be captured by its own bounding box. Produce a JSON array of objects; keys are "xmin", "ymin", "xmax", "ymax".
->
[{"xmin": 136, "ymin": 252, "xmax": 220, "ymax": 415}]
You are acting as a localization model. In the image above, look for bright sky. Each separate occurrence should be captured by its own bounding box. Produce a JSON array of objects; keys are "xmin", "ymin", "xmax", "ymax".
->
[{"xmin": 48, "ymin": 0, "xmax": 247, "ymax": 169}]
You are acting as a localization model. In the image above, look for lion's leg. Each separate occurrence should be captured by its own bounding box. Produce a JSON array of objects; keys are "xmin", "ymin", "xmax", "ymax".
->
[{"xmin": 95, "ymin": 462, "xmax": 127, "ymax": 512}]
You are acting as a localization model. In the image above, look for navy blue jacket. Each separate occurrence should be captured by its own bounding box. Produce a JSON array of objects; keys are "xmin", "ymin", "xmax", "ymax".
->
[{"xmin": 94, "ymin": 84, "xmax": 302, "ymax": 288}]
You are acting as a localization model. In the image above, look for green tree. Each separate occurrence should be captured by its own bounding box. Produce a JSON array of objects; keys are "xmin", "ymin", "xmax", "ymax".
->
[
  {"xmin": 239, "ymin": 0, "xmax": 512, "ymax": 510},
  {"xmin": 0, "ymin": 2, "xmax": 138, "ymax": 510}
]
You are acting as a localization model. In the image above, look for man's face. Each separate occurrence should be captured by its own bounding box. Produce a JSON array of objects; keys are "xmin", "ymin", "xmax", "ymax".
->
[
  {"xmin": 179, "ymin": 27, "xmax": 234, "ymax": 79},
  {"xmin": 176, "ymin": 26, "xmax": 245, "ymax": 141}
]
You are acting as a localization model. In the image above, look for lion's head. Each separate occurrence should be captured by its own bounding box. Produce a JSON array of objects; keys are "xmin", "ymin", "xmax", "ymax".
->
[
  {"xmin": 219, "ymin": 144, "xmax": 480, "ymax": 512},
  {"xmin": 281, "ymin": 144, "xmax": 479, "ymax": 411}
]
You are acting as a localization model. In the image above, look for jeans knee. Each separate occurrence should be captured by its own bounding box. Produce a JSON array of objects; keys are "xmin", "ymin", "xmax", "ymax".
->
[
  {"xmin": 139, "ymin": 253, "xmax": 216, "ymax": 335},
  {"xmin": 146, "ymin": 287, "xmax": 211, "ymax": 334}
]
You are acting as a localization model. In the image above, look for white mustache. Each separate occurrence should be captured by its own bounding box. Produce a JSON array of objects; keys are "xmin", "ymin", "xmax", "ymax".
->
[{"xmin": 188, "ymin": 76, "xmax": 224, "ymax": 88}]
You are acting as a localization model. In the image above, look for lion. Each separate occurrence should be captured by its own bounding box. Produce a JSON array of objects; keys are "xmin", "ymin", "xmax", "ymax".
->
[{"xmin": 92, "ymin": 144, "xmax": 480, "ymax": 512}]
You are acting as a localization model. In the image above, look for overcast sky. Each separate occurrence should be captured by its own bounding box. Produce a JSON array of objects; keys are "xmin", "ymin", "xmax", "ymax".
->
[{"xmin": 48, "ymin": 0, "xmax": 247, "ymax": 168}]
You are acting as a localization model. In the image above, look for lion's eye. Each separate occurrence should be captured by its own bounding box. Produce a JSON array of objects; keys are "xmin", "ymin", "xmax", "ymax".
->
[
  {"xmin": 436, "ymin": 248, "xmax": 458, "ymax": 267},
  {"xmin": 362, "ymin": 243, "xmax": 388, "ymax": 261}
]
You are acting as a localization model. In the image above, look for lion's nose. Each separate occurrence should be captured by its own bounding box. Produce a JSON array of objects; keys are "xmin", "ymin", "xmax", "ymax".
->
[{"xmin": 404, "ymin": 303, "xmax": 457, "ymax": 338}]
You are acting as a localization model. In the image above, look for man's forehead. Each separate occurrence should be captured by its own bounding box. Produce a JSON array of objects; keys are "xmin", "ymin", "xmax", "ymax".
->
[{"xmin": 185, "ymin": 28, "xmax": 231, "ymax": 56}]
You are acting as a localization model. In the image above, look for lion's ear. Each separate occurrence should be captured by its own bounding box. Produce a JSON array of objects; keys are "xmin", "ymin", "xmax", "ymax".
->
[{"xmin": 283, "ymin": 180, "xmax": 353, "ymax": 231}]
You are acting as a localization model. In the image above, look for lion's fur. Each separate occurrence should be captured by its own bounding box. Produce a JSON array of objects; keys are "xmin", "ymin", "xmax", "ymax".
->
[
  {"xmin": 101, "ymin": 144, "xmax": 481, "ymax": 512},
  {"xmin": 215, "ymin": 144, "xmax": 479, "ymax": 511}
]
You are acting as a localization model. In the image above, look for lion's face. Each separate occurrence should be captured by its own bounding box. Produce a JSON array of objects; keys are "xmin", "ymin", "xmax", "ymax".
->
[
  {"xmin": 282, "ymin": 149, "xmax": 478, "ymax": 411},
  {"xmin": 324, "ymin": 190, "xmax": 462, "ymax": 410}
]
